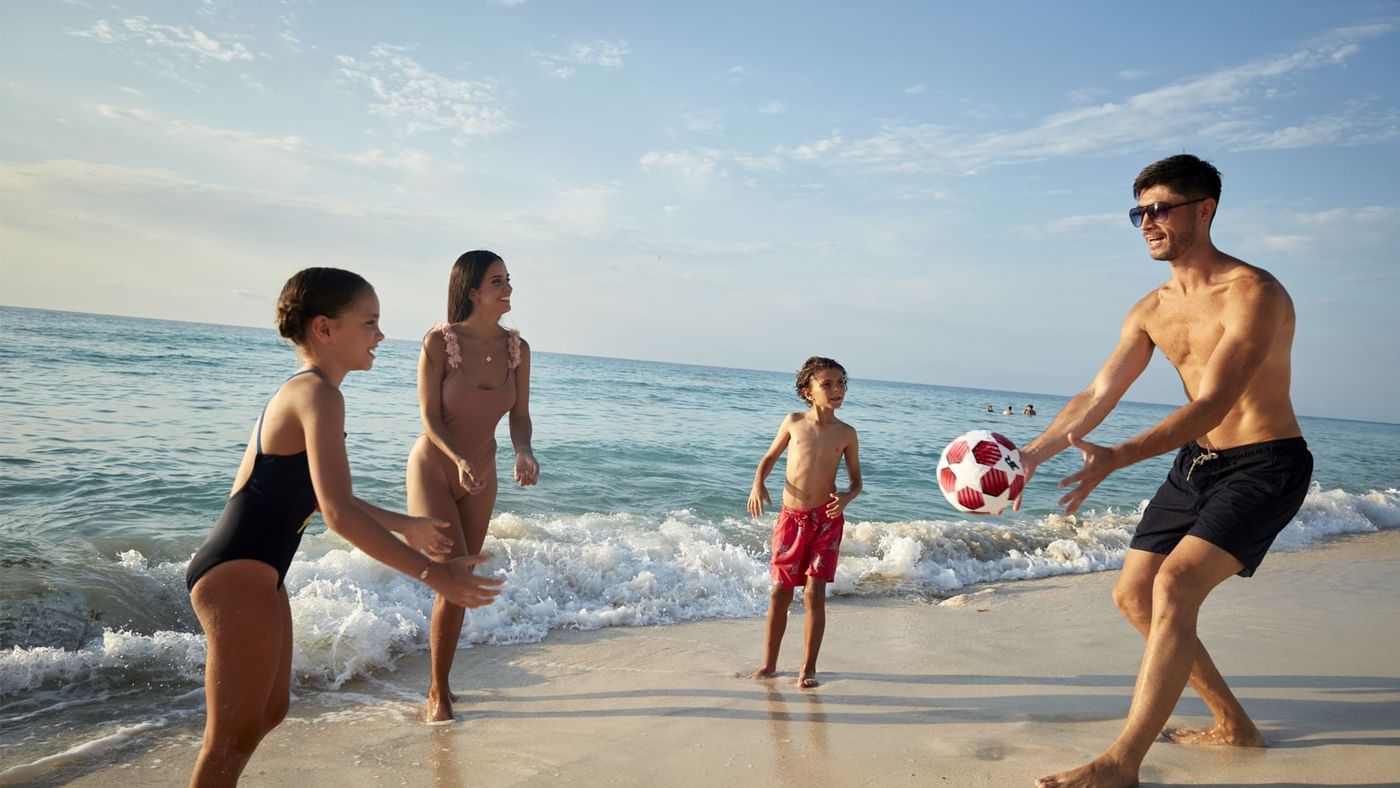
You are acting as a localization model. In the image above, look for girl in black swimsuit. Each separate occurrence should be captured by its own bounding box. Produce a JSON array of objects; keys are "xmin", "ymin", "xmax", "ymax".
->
[{"xmin": 186, "ymin": 268, "xmax": 503, "ymax": 787}]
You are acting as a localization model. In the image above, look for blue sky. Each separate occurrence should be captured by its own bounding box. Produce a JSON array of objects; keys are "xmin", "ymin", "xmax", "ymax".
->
[{"xmin": 2, "ymin": 1, "xmax": 1397, "ymax": 423}]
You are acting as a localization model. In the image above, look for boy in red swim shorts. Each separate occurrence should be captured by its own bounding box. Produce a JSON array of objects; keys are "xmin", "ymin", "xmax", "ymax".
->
[{"xmin": 746, "ymin": 356, "xmax": 863, "ymax": 688}]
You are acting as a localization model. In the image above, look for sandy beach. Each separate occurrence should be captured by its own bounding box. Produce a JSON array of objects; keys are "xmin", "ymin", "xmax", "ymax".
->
[{"xmin": 23, "ymin": 529, "xmax": 1399, "ymax": 787}]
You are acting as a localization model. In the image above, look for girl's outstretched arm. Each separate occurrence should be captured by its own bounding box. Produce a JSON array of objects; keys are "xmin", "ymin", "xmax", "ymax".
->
[
  {"xmin": 354, "ymin": 497, "xmax": 454, "ymax": 560},
  {"xmin": 301, "ymin": 382, "xmax": 500, "ymax": 607}
]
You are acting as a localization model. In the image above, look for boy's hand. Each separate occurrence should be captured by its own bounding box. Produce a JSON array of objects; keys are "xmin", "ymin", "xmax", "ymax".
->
[
  {"xmin": 825, "ymin": 491, "xmax": 852, "ymax": 519},
  {"xmin": 747, "ymin": 485, "xmax": 770, "ymax": 517}
]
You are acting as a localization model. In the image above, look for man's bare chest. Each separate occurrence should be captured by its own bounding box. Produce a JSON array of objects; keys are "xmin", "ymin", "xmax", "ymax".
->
[{"xmin": 1147, "ymin": 297, "xmax": 1225, "ymax": 369}]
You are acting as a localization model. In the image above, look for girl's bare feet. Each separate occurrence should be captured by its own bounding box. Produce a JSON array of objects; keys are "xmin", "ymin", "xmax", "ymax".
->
[
  {"xmin": 1164, "ymin": 723, "xmax": 1265, "ymax": 747},
  {"xmin": 425, "ymin": 688, "xmax": 454, "ymax": 723},
  {"xmin": 1034, "ymin": 756, "xmax": 1137, "ymax": 788}
]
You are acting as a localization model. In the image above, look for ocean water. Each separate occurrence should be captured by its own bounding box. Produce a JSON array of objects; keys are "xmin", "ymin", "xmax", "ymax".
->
[{"xmin": 1, "ymin": 305, "xmax": 1397, "ymax": 781}]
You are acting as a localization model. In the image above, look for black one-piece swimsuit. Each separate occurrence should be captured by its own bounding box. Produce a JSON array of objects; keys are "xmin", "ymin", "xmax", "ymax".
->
[{"xmin": 185, "ymin": 369, "xmax": 323, "ymax": 591}]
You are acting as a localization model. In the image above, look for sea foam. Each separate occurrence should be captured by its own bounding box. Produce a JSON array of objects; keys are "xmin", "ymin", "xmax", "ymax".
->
[{"xmin": 2, "ymin": 486, "xmax": 1395, "ymax": 702}]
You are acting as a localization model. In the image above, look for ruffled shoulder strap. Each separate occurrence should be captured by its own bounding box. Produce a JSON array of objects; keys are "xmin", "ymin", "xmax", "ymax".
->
[
  {"xmin": 430, "ymin": 322, "xmax": 462, "ymax": 369},
  {"xmin": 506, "ymin": 329, "xmax": 522, "ymax": 370}
]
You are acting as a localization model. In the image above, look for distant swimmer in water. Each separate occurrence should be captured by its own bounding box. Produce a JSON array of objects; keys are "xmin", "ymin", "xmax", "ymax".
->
[
  {"xmin": 185, "ymin": 268, "xmax": 501, "ymax": 786},
  {"xmin": 986, "ymin": 404, "xmax": 996, "ymax": 413},
  {"xmin": 1024, "ymin": 404, "xmax": 1037, "ymax": 416},
  {"xmin": 1003, "ymin": 405, "xmax": 1014, "ymax": 415}
]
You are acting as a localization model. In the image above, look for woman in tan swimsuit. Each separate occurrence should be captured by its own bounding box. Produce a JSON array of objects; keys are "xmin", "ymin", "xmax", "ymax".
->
[{"xmin": 407, "ymin": 250, "xmax": 539, "ymax": 722}]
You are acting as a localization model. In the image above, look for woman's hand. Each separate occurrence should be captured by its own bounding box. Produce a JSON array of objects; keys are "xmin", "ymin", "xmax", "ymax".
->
[
  {"xmin": 514, "ymin": 449, "xmax": 539, "ymax": 486},
  {"xmin": 401, "ymin": 516, "xmax": 454, "ymax": 560},
  {"xmin": 456, "ymin": 458, "xmax": 487, "ymax": 495}
]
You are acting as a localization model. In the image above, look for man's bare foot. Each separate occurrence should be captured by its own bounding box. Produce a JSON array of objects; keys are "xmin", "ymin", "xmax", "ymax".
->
[
  {"xmin": 1034, "ymin": 756, "xmax": 1137, "ymax": 788},
  {"xmin": 745, "ymin": 667, "xmax": 777, "ymax": 680},
  {"xmin": 796, "ymin": 672, "xmax": 819, "ymax": 689},
  {"xmin": 1165, "ymin": 723, "xmax": 1265, "ymax": 747},
  {"xmin": 425, "ymin": 690, "xmax": 454, "ymax": 723}
]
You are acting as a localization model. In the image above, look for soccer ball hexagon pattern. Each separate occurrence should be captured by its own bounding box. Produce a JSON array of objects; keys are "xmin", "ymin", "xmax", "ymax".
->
[{"xmin": 936, "ymin": 430, "xmax": 1026, "ymax": 515}]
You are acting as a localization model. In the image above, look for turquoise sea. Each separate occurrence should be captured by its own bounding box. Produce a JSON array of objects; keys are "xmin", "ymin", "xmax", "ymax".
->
[{"xmin": 2, "ymin": 305, "xmax": 1397, "ymax": 782}]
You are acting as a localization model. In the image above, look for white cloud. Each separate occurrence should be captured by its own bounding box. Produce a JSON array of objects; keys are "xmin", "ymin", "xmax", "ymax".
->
[
  {"xmin": 1067, "ymin": 87, "xmax": 1106, "ymax": 105},
  {"xmin": 1235, "ymin": 205, "xmax": 1400, "ymax": 263},
  {"xmin": 683, "ymin": 111, "xmax": 724, "ymax": 134},
  {"xmin": 639, "ymin": 149, "xmax": 725, "ymax": 181},
  {"xmin": 534, "ymin": 40, "xmax": 631, "ymax": 79},
  {"xmin": 639, "ymin": 147, "xmax": 782, "ymax": 183},
  {"xmin": 780, "ymin": 22, "xmax": 1398, "ymax": 175},
  {"xmin": 1018, "ymin": 212, "xmax": 1122, "ymax": 239},
  {"xmin": 85, "ymin": 102, "xmax": 449, "ymax": 180},
  {"xmin": 239, "ymin": 73, "xmax": 270, "ymax": 94},
  {"xmin": 90, "ymin": 103, "xmax": 161, "ymax": 123},
  {"xmin": 1118, "ymin": 68, "xmax": 1151, "ymax": 81},
  {"xmin": 70, "ymin": 20, "xmax": 116, "ymax": 43},
  {"xmin": 489, "ymin": 0, "xmax": 528, "ymax": 5},
  {"xmin": 71, "ymin": 17, "xmax": 254, "ymax": 63},
  {"xmin": 758, "ymin": 100, "xmax": 788, "ymax": 115},
  {"xmin": 904, "ymin": 84, "xmax": 926, "ymax": 95},
  {"xmin": 337, "ymin": 45, "xmax": 513, "ymax": 141}
]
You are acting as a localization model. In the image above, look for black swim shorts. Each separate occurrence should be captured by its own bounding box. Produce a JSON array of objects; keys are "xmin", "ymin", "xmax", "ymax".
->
[{"xmin": 1131, "ymin": 437, "xmax": 1313, "ymax": 577}]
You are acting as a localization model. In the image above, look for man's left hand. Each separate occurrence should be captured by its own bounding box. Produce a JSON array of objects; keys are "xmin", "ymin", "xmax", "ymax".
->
[{"xmin": 1057, "ymin": 433, "xmax": 1119, "ymax": 514}]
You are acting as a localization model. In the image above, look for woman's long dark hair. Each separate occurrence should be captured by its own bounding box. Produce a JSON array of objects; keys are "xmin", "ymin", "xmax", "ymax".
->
[{"xmin": 447, "ymin": 250, "xmax": 503, "ymax": 323}]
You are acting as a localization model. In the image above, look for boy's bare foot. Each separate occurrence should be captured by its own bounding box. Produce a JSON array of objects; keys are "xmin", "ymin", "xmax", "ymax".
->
[
  {"xmin": 425, "ymin": 689, "xmax": 454, "ymax": 723},
  {"xmin": 745, "ymin": 667, "xmax": 777, "ymax": 680},
  {"xmin": 796, "ymin": 672, "xmax": 819, "ymax": 689},
  {"xmin": 1034, "ymin": 756, "xmax": 1137, "ymax": 788},
  {"xmin": 1164, "ymin": 723, "xmax": 1265, "ymax": 747}
]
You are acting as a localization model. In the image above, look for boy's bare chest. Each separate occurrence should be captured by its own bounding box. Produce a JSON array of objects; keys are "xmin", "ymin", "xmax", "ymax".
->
[{"xmin": 789, "ymin": 425, "xmax": 844, "ymax": 459}]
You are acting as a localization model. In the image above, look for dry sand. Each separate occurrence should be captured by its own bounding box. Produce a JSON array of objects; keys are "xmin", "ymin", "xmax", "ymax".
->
[{"xmin": 36, "ymin": 530, "xmax": 1400, "ymax": 787}]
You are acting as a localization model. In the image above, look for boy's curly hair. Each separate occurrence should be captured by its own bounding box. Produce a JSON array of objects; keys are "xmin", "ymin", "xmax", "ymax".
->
[{"xmin": 795, "ymin": 356, "xmax": 846, "ymax": 402}]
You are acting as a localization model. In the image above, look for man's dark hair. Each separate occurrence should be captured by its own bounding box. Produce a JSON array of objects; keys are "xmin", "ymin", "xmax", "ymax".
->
[{"xmin": 1133, "ymin": 154, "xmax": 1222, "ymax": 202}]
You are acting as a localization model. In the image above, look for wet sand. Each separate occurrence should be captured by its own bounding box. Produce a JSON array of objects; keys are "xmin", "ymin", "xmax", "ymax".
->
[{"xmin": 37, "ymin": 530, "xmax": 1400, "ymax": 787}]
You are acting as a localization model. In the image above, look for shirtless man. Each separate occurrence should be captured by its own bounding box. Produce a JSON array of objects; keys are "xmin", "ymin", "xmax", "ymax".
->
[
  {"xmin": 746, "ymin": 356, "xmax": 863, "ymax": 688},
  {"xmin": 1021, "ymin": 154, "xmax": 1314, "ymax": 788}
]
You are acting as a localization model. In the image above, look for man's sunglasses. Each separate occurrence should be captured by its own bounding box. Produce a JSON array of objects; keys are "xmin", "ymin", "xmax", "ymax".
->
[{"xmin": 1129, "ymin": 197, "xmax": 1208, "ymax": 228}]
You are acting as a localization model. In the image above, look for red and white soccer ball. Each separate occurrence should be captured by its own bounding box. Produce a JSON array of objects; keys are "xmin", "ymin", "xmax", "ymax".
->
[{"xmin": 937, "ymin": 430, "xmax": 1026, "ymax": 515}]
